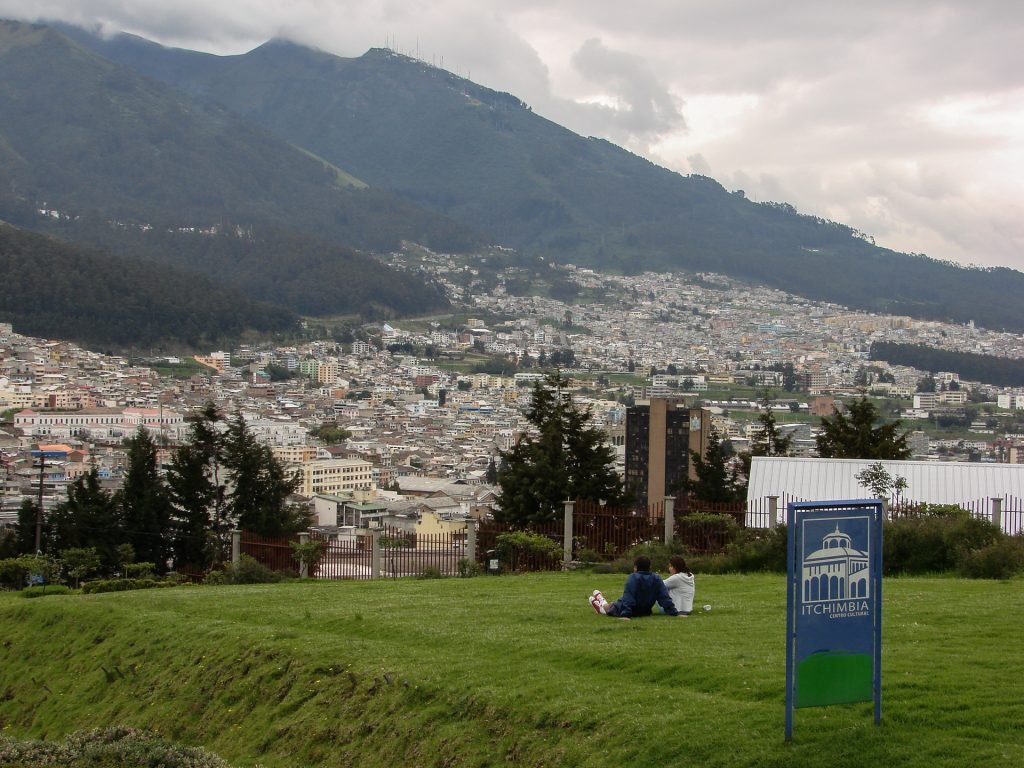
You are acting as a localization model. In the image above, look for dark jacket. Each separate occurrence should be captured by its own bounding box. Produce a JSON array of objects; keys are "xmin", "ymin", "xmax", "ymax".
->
[{"xmin": 617, "ymin": 571, "xmax": 678, "ymax": 617}]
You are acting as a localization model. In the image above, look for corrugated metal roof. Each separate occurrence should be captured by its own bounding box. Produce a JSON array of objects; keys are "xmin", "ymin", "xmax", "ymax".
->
[{"xmin": 748, "ymin": 456, "xmax": 1024, "ymax": 513}]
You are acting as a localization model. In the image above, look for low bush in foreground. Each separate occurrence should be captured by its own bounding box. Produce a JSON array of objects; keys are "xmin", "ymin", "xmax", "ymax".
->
[
  {"xmin": 18, "ymin": 585, "xmax": 72, "ymax": 599},
  {"xmin": 81, "ymin": 578, "xmax": 177, "ymax": 595},
  {"xmin": 0, "ymin": 726, "xmax": 227, "ymax": 767},
  {"xmin": 204, "ymin": 554, "xmax": 284, "ymax": 585}
]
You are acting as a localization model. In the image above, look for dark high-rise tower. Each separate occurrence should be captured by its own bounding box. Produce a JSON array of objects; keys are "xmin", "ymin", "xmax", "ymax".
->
[{"xmin": 625, "ymin": 399, "xmax": 710, "ymax": 515}]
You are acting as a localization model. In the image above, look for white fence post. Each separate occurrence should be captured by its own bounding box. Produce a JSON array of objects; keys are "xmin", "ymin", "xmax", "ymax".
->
[
  {"xmin": 991, "ymin": 497, "xmax": 1003, "ymax": 531},
  {"xmin": 664, "ymin": 496, "xmax": 675, "ymax": 545},
  {"xmin": 298, "ymin": 532, "xmax": 310, "ymax": 578},
  {"xmin": 465, "ymin": 520, "xmax": 477, "ymax": 564},
  {"xmin": 370, "ymin": 529, "xmax": 382, "ymax": 579}
]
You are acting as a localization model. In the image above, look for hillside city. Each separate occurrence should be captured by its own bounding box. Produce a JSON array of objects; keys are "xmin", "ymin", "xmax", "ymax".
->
[{"xmin": 4, "ymin": 256, "xmax": 1024, "ymax": 530}]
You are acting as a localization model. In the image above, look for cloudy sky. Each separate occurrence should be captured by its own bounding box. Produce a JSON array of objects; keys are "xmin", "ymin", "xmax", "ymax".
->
[{"xmin": 5, "ymin": 1, "xmax": 1022, "ymax": 270}]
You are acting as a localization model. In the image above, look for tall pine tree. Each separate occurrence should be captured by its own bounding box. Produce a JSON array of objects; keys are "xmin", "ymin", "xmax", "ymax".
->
[
  {"xmin": 48, "ymin": 469, "xmax": 122, "ymax": 571},
  {"xmin": 221, "ymin": 415, "xmax": 302, "ymax": 537},
  {"xmin": 166, "ymin": 405, "xmax": 223, "ymax": 570},
  {"xmin": 117, "ymin": 427, "xmax": 173, "ymax": 573},
  {"xmin": 496, "ymin": 373, "xmax": 626, "ymax": 526},
  {"xmin": 816, "ymin": 396, "xmax": 911, "ymax": 459},
  {"xmin": 680, "ymin": 429, "xmax": 744, "ymax": 503}
]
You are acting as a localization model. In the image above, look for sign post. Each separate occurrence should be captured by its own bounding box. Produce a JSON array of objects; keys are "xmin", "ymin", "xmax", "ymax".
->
[{"xmin": 785, "ymin": 499, "xmax": 883, "ymax": 740}]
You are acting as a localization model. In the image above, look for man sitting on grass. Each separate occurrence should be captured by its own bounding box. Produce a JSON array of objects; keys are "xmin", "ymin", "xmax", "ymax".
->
[{"xmin": 589, "ymin": 555, "xmax": 680, "ymax": 620}]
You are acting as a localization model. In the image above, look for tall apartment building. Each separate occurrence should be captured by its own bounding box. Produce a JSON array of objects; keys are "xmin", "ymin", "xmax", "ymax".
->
[{"xmin": 624, "ymin": 399, "xmax": 710, "ymax": 514}]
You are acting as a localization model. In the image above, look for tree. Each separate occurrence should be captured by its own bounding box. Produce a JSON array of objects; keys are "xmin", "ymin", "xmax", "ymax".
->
[
  {"xmin": 679, "ymin": 429, "xmax": 744, "ymax": 502},
  {"xmin": 47, "ymin": 470, "xmax": 122, "ymax": 571},
  {"xmin": 117, "ymin": 427, "xmax": 172, "ymax": 573},
  {"xmin": 855, "ymin": 462, "xmax": 908, "ymax": 503},
  {"xmin": 485, "ymin": 456, "xmax": 499, "ymax": 485},
  {"xmin": 13, "ymin": 498, "xmax": 40, "ymax": 555},
  {"xmin": 751, "ymin": 397, "xmax": 793, "ymax": 458},
  {"xmin": 738, "ymin": 394, "xmax": 794, "ymax": 483},
  {"xmin": 311, "ymin": 424, "xmax": 351, "ymax": 444},
  {"xmin": 816, "ymin": 397, "xmax": 911, "ymax": 460},
  {"xmin": 166, "ymin": 405, "xmax": 223, "ymax": 570},
  {"xmin": 221, "ymin": 415, "xmax": 303, "ymax": 537},
  {"xmin": 61, "ymin": 546, "xmax": 101, "ymax": 588},
  {"xmin": 495, "ymin": 373, "xmax": 626, "ymax": 525}
]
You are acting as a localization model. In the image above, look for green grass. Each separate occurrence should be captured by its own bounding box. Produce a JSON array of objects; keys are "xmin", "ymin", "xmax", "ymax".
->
[{"xmin": 1, "ymin": 573, "xmax": 1022, "ymax": 767}]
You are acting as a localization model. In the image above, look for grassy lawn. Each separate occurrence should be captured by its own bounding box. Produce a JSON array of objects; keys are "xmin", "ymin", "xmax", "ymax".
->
[{"xmin": 1, "ymin": 573, "xmax": 1022, "ymax": 767}]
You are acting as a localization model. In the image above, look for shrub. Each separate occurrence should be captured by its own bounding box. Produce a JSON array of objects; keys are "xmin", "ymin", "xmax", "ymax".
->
[
  {"xmin": 19, "ymin": 584, "xmax": 72, "ymax": 598},
  {"xmin": 204, "ymin": 554, "xmax": 284, "ymax": 585},
  {"xmin": 957, "ymin": 537, "xmax": 1024, "ymax": 579},
  {"xmin": 494, "ymin": 532, "xmax": 561, "ymax": 572},
  {"xmin": 573, "ymin": 547, "xmax": 606, "ymax": 565},
  {"xmin": 124, "ymin": 562, "xmax": 156, "ymax": 579},
  {"xmin": 0, "ymin": 725, "xmax": 228, "ymax": 767},
  {"xmin": 290, "ymin": 539, "xmax": 326, "ymax": 577},
  {"xmin": 0, "ymin": 554, "xmax": 64, "ymax": 591},
  {"xmin": 723, "ymin": 525, "xmax": 788, "ymax": 573},
  {"xmin": 884, "ymin": 510, "xmax": 1003, "ymax": 575},
  {"xmin": 457, "ymin": 558, "xmax": 482, "ymax": 578},
  {"xmin": 417, "ymin": 566, "xmax": 445, "ymax": 580},
  {"xmin": 81, "ymin": 578, "xmax": 175, "ymax": 594},
  {"xmin": 685, "ymin": 552, "xmax": 734, "ymax": 575},
  {"xmin": 674, "ymin": 513, "xmax": 741, "ymax": 554},
  {"xmin": 884, "ymin": 517, "xmax": 952, "ymax": 574},
  {"xmin": 622, "ymin": 540, "xmax": 687, "ymax": 573},
  {"xmin": 946, "ymin": 515, "xmax": 1002, "ymax": 557}
]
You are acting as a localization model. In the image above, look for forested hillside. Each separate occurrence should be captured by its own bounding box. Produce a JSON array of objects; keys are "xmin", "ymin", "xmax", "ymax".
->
[
  {"xmin": 870, "ymin": 342, "xmax": 1024, "ymax": 388},
  {"xmin": 0, "ymin": 224, "xmax": 298, "ymax": 350},
  {"xmin": 0, "ymin": 20, "xmax": 461, "ymax": 344}
]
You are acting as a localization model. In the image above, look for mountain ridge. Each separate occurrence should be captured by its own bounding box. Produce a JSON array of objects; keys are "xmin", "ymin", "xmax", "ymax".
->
[{"xmin": 6, "ymin": 19, "xmax": 1024, "ymax": 336}]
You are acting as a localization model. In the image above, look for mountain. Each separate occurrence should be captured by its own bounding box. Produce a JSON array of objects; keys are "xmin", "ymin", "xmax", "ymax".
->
[
  {"xmin": 0, "ymin": 20, "xmax": 460, "ymax": 331},
  {"xmin": 8, "ymin": 20, "xmax": 1024, "ymax": 335},
  {"xmin": 0, "ymin": 223, "xmax": 298, "ymax": 350},
  {"xmin": 58, "ymin": 25, "xmax": 1024, "ymax": 333}
]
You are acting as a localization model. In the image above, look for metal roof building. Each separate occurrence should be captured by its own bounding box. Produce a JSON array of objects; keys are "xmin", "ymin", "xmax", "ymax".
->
[{"xmin": 747, "ymin": 456, "xmax": 1024, "ymax": 533}]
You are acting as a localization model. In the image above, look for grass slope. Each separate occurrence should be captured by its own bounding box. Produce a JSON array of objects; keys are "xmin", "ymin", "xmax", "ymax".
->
[{"xmin": 1, "ymin": 573, "xmax": 1022, "ymax": 767}]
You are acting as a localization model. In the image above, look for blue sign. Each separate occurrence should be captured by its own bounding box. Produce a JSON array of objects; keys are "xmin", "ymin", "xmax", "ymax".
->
[{"xmin": 785, "ymin": 500, "xmax": 883, "ymax": 740}]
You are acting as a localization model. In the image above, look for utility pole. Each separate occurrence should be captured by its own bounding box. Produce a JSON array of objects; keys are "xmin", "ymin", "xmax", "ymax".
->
[{"xmin": 34, "ymin": 450, "xmax": 46, "ymax": 553}]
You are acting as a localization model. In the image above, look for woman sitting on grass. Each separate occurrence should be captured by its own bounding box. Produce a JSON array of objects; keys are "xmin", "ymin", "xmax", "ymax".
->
[{"xmin": 664, "ymin": 555, "xmax": 695, "ymax": 616}]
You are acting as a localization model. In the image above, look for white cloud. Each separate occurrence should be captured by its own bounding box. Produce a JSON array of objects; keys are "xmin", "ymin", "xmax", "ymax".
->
[{"xmin": 1, "ymin": 0, "xmax": 1021, "ymax": 269}]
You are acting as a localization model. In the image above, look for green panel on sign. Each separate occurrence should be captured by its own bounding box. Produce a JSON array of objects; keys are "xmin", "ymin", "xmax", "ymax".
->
[{"xmin": 796, "ymin": 651, "xmax": 873, "ymax": 708}]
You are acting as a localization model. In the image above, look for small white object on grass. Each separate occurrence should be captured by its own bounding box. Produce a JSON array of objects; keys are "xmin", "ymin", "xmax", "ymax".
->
[{"xmin": 703, "ymin": 604, "xmax": 712, "ymax": 612}]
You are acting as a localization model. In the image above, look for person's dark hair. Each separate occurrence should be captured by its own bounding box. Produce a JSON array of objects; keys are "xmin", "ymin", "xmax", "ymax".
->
[
  {"xmin": 634, "ymin": 555, "xmax": 652, "ymax": 572},
  {"xmin": 669, "ymin": 555, "xmax": 692, "ymax": 576}
]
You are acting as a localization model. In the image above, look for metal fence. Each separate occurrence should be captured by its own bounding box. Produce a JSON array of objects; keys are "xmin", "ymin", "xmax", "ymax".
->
[
  {"xmin": 378, "ymin": 526, "xmax": 468, "ymax": 577},
  {"xmin": 747, "ymin": 494, "xmax": 1023, "ymax": 535},
  {"xmin": 312, "ymin": 533, "xmax": 372, "ymax": 580},
  {"xmin": 237, "ymin": 497, "xmax": 752, "ymax": 580},
  {"xmin": 239, "ymin": 531, "xmax": 299, "ymax": 576}
]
